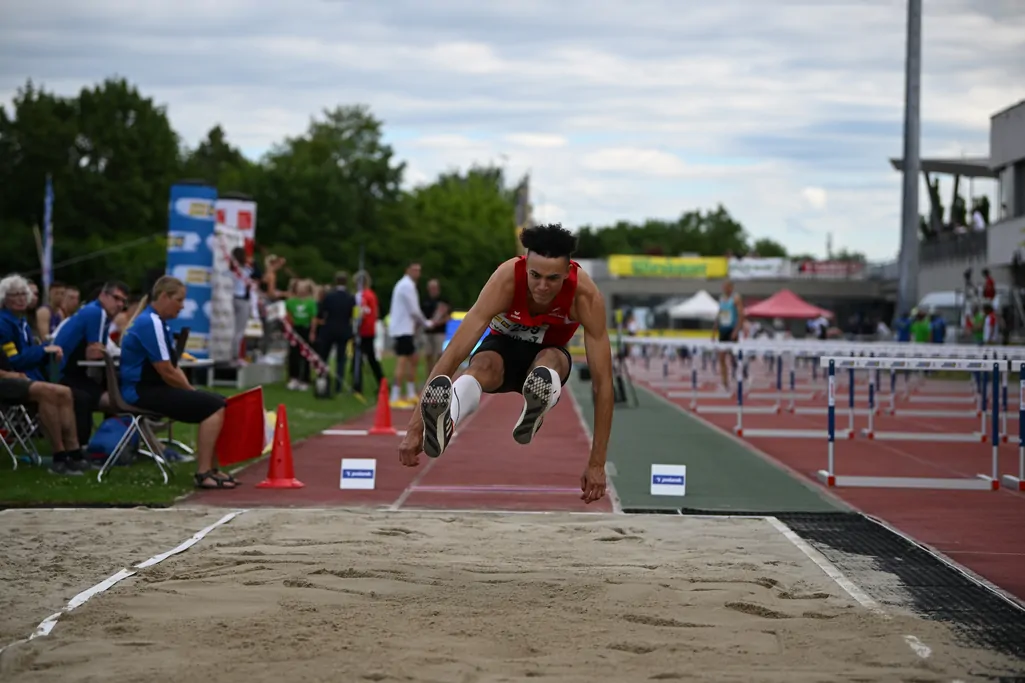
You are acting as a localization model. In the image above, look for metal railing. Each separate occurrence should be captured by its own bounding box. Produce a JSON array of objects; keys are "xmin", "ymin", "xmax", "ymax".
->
[{"xmin": 920, "ymin": 230, "xmax": 987, "ymax": 265}]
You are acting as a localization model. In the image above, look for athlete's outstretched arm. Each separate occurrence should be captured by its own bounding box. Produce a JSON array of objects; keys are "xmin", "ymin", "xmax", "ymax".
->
[{"xmin": 575, "ymin": 275, "xmax": 612, "ymax": 504}]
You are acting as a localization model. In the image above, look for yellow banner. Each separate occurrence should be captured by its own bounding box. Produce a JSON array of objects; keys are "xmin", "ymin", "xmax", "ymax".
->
[{"xmin": 607, "ymin": 255, "xmax": 728, "ymax": 278}]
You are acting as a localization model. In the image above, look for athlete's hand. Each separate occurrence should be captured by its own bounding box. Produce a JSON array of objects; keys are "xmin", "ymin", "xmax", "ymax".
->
[
  {"xmin": 580, "ymin": 464, "xmax": 607, "ymax": 504},
  {"xmin": 398, "ymin": 429, "xmax": 424, "ymax": 467}
]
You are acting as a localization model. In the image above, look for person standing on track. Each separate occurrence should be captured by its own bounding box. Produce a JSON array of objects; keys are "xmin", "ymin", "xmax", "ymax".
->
[
  {"xmin": 396, "ymin": 223, "xmax": 613, "ymax": 505},
  {"xmin": 351, "ymin": 270, "xmax": 385, "ymax": 395},
  {"xmin": 418, "ymin": 278, "xmax": 450, "ymax": 379},
  {"xmin": 315, "ymin": 272, "xmax": 356, "ymax": 394},
  {"xmin": 387, "ymin": 262, "xmax": 428, "ymax": 407},
  {"xmin": 711, "ymin": 279, "xmax": 743, "ymax": 392}
]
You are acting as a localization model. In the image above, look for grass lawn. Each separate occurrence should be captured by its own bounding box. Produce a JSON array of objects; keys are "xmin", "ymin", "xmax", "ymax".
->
[{"xmin": 0, "ymin": 355, "xmax": 427, "ymax": 507}]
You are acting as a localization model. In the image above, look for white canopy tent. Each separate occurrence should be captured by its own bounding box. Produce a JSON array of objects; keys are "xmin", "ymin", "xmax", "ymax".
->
[{"xmin": 668, "ymin": 290, "xmax": 720, "ymax": 320}]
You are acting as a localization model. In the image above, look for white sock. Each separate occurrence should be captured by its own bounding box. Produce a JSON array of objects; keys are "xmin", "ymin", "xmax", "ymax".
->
[
  {"xmin": 450, "ymin": 375, "xmax": 482, "ymax": 427},
  {"xmin": 537, "ymin": 366, "xmax": 561, "ymax": 408},
  {"xmin": 390, "ymin": 384, "xmax": 399, "ymax": 401},
  {"xmin": 405, "ymin": 381, "xmax": 417, "ymax": 399}
]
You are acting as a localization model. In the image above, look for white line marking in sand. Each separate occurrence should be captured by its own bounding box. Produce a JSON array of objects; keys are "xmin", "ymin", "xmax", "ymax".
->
[
  {"xmin": 767, "ymin": 516, "xmax": 933, "ymax": 660},
  {"xmin": 903, "ymin": 635, "xmax": 932, "ymax": 659},
  {"xmin": 0, "ymin": 509, "xmax": 246, "ymax": 655},
  {"xmin": 765, "ymin": 516, "xmax": 882, "ymax": 613}
]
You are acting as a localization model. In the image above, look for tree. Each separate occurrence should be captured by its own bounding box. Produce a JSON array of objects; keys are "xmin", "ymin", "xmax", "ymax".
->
[
  {"xmin": 751, "ymin": 238, "xmax": 787, "ymax": 257},
  {"xmin": 0, "ymin": 77, "xmax": 180, "ymax": 288},
  {"xmin": 255, "ymin": 105, "xmax": 406, "ymax": 288},
  {"xmin": 180, "ymin": 125, "xmax": 256, "ymax": 194},
  {"xmin": 571, "ymin": 206, "xmax": 749, "ymax": 258},
  {"xmin": 833, "ymin": 248, "xmax": 867, "ymax": 263},
  {"xmin": 391, "ymin": 165, "xmax": 518, "ymax": 310},
  {"xmin": 3, "ymin": 74, "xmax": 824, "ymax": 309}
]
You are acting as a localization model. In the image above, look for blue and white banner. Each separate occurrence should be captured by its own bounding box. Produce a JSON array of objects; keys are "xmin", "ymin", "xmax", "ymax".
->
[{"xmin": 166, "ymin": 183, "xmax": 217, "ymax": 358}]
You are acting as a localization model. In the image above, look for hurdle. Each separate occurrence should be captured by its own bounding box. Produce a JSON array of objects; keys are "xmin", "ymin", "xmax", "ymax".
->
[
  {"xmin": 824, "ymin": 356, "xmax": 997, "ymax": 443},
  {"xmin": 731, "ymin": 351, "xmax": 854, "ymax": 440},
  {"xmin": 1003, "ymin": 361, "xmax": 1025, "ymax": 491},
  {"xmin": 816, "ymin": 357, "xmax": 1002, "ymax": 491},
  {"xmin": 631, "ymin": 336, "xmax": 1025, "ymax": 425},
  {"xmin": 681, "ymin": 352, "xmax": 796, "ymax": 416}
]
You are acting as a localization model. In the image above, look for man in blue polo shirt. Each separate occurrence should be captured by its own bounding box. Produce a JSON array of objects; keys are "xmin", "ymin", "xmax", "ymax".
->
[
  {"xmin": 120, "ymin": 275, "xmax": 232, "ymax": 490},
  {"xmin": 54, "ymin": 280, "xmax": 129, "ymax": 450}
]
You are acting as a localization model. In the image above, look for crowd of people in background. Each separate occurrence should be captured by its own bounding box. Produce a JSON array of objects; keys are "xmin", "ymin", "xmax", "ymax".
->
[{"xmin": 225, "ymin": 252, "xmax": 451, "ymax": 409}]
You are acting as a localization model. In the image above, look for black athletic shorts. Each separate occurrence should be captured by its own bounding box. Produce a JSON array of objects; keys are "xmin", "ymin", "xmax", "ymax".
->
[
  {"xmin": 470, "ymin": 332, "xmax": 572, "ymax": 394},
  {"xmin": 393, "ymin": 335, "xmax": 415, "ymax": 357},
  {"xmin": 717, "ymin": 327, "xmax": 735, "ymax": 343},
  {"xmin": 0, "ymin": 378, "xmax": 32, "ymax": 404},
  {"xmin": 133, "ymin": 384, "xmax": 227, "ymax": 424},
  {"xmin": 63, "ymin": 372, "xmax": 105, "ymax": 409}
]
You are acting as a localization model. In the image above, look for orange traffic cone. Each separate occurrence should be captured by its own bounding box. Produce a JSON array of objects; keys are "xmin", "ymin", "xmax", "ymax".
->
[
  {"xmin": 256, "ymin": 404, "xmax": 305, "ymax": 488},
  {"xmin": 368, "ymin": 378, "xmax": 398, "ymax": 435}
]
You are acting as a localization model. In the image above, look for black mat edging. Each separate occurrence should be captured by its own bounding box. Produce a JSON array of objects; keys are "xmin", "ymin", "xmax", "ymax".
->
[
  {"xmin": 777, "ymin": 512, "xmax": 1025, "ymax": 670},
  {"xmin": 625, "ymin": 507, "xmax": 1025, "ymax": 674},
  {"xmin": 620, "ymin": 507, "xmax": 682, "ymax": 515}
]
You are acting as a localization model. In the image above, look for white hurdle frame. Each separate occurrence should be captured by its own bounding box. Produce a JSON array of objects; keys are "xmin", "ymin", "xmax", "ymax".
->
[
  {"xmin": 816, "ymin": 357, "xmax": 1003, "ymax": 491},
  {"xmin": 1003, "ymin": 361, "xmax": 1025, "ymax": 492},
  {"xmin": 637, "ymin": 337, "xmax": 1025, "ymax": 436}
]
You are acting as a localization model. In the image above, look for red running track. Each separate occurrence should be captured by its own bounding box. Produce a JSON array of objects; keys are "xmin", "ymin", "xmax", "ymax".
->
[
  {"xmin": 189, "ymin": 390, "xmax": 611, "ymax": 514},
  {"xmin": 638, "ymin": 378, "xmax": 1025, "ymax": 602}
]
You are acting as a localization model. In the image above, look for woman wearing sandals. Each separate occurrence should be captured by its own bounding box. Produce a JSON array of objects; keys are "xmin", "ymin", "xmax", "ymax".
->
[{"xmin": 119, "ymin": 276, "xmax": 237, "ymax": 490}]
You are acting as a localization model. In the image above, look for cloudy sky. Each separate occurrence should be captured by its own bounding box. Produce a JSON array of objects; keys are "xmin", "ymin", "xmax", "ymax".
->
[{"xmin": 2, "ymin": 0, "xmax": 1023, "ymax": 261}]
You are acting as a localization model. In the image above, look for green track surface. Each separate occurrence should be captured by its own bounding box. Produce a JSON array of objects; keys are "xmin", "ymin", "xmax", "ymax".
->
[{"xmin": 569, "ymin": 372, "xmax": 847, "ymax": 513}]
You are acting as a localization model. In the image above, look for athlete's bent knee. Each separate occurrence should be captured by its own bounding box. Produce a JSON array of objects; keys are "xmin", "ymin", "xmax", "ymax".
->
[
  {"xmin": 532, "ymin": 348, "xmax": 570, "ymax": 382},
  {"xmin": 467, "ymin": 352, "xmax": 503, "ymax": 391}
]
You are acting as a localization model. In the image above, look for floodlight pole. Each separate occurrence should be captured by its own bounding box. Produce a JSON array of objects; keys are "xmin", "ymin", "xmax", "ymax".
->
[{"xmin": 896, "ymin": 0, "xmax": 922, "ymax": 320}]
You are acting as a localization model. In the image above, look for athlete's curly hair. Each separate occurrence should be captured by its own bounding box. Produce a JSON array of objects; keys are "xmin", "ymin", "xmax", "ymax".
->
[{"xmin": 519, "ymin": 223, "xmax": 577, "ymax": 259}]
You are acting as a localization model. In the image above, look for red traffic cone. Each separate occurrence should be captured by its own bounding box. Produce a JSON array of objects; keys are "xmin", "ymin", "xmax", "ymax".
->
[
  {"xmin": 368, "ymin": 378, "xmax": 398, "ymax": 435},
  {"xmin": 256, "ymin": 404, "xmax": 305, "ymax": 488}
]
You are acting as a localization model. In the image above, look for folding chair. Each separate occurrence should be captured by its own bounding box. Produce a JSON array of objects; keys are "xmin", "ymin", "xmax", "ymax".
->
[
  {"xmin": 95, "ymin": 350, "xmax": 172, "ymax": 484},
  {"xmin": 1, "ymin": 405, "xmax": 24, "ymax": 469},
  {"xmin": 0, "ymin": 403, "xmax": 43, "ymax": 468}
]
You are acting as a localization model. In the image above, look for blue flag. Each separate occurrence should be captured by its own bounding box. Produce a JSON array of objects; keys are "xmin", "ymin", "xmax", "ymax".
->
[{"xmin": 42, "ymin": 173, "xmax": 54, "ymax": 298}]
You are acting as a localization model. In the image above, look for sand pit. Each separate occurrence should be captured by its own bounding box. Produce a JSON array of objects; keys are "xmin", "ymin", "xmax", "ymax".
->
[{"xmin": 0, "ymin": 508, "xmax": 1020, "ymax": 682}]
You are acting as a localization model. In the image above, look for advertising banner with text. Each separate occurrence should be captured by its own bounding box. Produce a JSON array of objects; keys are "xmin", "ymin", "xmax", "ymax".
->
[
  {"xmin": 793, "ymin": 260, "xmax": 865, "ymax": 279},
  {"xmin": 211, "ymin": 198, "xmax": 259, "ymax": 362},
  {"xmin": 607, "ymin": 255, "xmax": 729, "ymax": 279},
  {"xmin": 727, "ymin": 257, "xmax": 792, "ymax": 280},
  {"xmin": 165, "ymin": 182, "xmax": 217, "ymax": 359}
]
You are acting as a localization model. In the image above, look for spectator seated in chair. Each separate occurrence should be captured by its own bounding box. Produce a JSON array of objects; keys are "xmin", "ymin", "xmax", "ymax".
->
[
  {"xmin": 1, "ymin": 274, "xmax": 97, "ymax": 472},
  {"xmin": 54, "ymin": 279, "xmax": 130, "ymax": 453},
  {"xmin": 118, "ymin": 276, "xmax": 236, "ymax": 490},
  {"xmin": 0, "ymin": 274, "xmax": 65, "ymax": 379},
  {"xmin": 0, "ymin": 350, "xmax": 89, "ymax": 475}
]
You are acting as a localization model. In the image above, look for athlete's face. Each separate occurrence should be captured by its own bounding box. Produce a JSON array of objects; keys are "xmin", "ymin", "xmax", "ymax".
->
[{"xmin": 525, "ymin": 253, "xmax": 569, "ymax": 306}]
